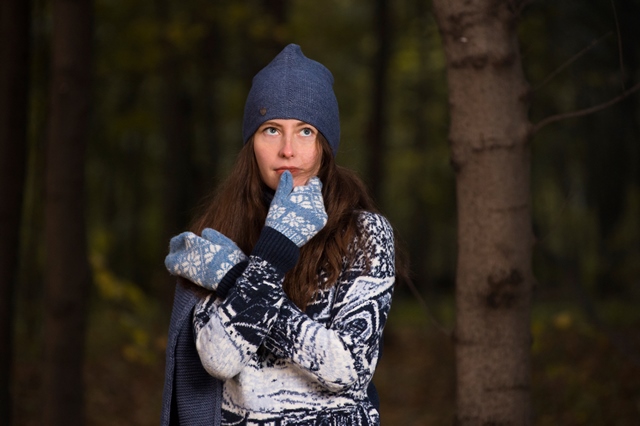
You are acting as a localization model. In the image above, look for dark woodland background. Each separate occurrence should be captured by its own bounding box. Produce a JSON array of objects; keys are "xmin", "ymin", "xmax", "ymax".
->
[{"xmin": 2, "ymin": 0, "xmax": 639, "ymax": 424}]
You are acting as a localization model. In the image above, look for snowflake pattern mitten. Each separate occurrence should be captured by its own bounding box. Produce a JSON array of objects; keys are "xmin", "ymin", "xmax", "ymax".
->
[
  {"xmin": 265, "ymin": 171, "xmax": 328, "ymax": 247},
  {"xmin": 165, "ymin": 228, "xmax": 248, "ymax": 291}
]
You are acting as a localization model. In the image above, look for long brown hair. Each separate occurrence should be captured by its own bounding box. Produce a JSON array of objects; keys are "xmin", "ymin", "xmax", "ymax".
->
[{"xmin": 190, "ymin": 135, "xmax": 389, "ymax": 309}]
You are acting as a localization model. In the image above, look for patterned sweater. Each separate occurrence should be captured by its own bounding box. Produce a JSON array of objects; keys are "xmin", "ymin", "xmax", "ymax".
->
[{"xmin": 192, "ymin": 211, "xmax": 395, "ymax": 425}]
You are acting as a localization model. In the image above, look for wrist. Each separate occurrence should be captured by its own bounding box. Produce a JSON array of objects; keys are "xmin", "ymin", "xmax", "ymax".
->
[
  {"xmin": 252, "ymin": 227, "xmax": 300, "ymax": 274},
  {"xmin": 216, "ymin": 260, "xmax": 248, "ymax": 298}
]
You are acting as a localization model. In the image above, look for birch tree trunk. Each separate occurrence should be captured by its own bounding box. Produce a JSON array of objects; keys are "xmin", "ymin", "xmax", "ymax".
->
[
  {"xmin": 432, "ymin": 1, "xmax": 535, "ymax": 423},
  {"xmin": 44, "ymin": 0, "xmax": 93, "ymax": 424}
]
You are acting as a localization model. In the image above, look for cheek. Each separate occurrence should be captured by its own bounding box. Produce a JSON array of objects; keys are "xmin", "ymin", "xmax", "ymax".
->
[
  {"xmin": 294, "ymin": 153, "xmax": 322, "ymax": 186},
  {"xmin": 307, "ymin": 147, "xmax": 322, "ymax": 172},
  {"xmin": 253, "ymin": 146, "xmax": 278, "ymax": 189},
  {"xmin": 253, "ymin": 145, "xmax": 267, "ymax": 169}
]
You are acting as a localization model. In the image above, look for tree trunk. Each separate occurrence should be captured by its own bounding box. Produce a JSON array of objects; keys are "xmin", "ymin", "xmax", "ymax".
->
[
  {"xmin": 432, "ymin": 1, "xmax": 534, "ymax": 424},
  {"xmin": 0, "ymin": 0, "xmax": 31, "ymax": 421},
  {"xmin": 155, "ymin": 0, "xmax": 194, "ymax": 306},
  {"xmin": 43, "ymin": 0, "xmax": 93, "ymax": 424},
  {"xmin": 588, "ymin": 0, "xmax": 640, "ymax": 296},
  {"xmin": 367, "ymin": 0, "xmax": 391, "ymax": 201}
]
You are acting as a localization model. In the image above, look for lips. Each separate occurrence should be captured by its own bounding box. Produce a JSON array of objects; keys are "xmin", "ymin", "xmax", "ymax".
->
[{"xmin": 275, "ymin": 167, "xmax": 300, "ymax": 175}]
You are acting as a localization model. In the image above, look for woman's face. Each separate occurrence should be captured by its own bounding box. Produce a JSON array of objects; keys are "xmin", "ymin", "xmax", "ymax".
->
[{"xmin": 253, "ymin": 119, "xmax": 322, "ymax": 190}]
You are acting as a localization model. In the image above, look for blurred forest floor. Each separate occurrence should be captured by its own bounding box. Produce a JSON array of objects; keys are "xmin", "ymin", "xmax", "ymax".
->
[{"xmin": 12, "ymin": 295, "xmax": 640, "ymax": 425}]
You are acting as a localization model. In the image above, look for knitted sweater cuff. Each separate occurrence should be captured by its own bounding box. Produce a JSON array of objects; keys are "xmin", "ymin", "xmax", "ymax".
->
[
  {"xmin": 252, "ymin": 227, "xmax": 300, "ymax": 274},
  {"xmin": 216, "ymin": 260, "xmax": 248, "ymax": 299}
]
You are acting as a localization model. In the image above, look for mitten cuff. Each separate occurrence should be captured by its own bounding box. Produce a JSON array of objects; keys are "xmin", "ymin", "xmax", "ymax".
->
[
  {"xmin": 216, "ymin": 260, "xmax": 248, "ymax": 299},
  {"xmin": 252, "ymin": 227, "xmax": 300, "ymax": 273}
]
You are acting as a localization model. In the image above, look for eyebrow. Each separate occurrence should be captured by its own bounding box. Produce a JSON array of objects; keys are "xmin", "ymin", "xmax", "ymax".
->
[{"xmin": 260, "ymin": 120, "xmax": 312, "ymax": 129}]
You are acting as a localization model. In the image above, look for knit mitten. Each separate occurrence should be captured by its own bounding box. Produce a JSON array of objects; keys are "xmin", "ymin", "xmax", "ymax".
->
[
  {"xmin": 265, "ymin": 171, "xmax": 327, "ymax": 247},
  {"xmin": 165, "ymin": 228, "xmax": 248, "ymax": 293}
]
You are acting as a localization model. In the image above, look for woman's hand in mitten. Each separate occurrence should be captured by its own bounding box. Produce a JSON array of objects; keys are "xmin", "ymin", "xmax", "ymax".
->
[
  {"xmin": 265, "ymin": 171, "xmax": 328, "ymax": 247},
  {"xmin": 164, "ymin": 228, "xmax": 248, "ymax": 292}
]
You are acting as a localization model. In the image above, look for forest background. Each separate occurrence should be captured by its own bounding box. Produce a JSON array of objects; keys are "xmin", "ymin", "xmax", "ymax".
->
[{"xmin": 2, "ymin": 0, "xmax": 639, "ymax": 425}]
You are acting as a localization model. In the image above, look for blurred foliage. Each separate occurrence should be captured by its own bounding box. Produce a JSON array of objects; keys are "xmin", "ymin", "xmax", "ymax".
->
[
  {"xmin": 12, "ymin": 0, "xmax": 640, "ymax": 424},
  {"xmin": 531, "ymin": 302, "xmax": 640, "ymax": 426},
  {"xmin": 90, "ymin": 231, "xmax": 161, "ymax": 365}
]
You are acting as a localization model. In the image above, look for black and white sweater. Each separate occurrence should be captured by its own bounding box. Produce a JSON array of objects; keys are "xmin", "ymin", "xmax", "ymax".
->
[{"xmin": 193, "ymin": 211, "xmax": 395, "ymax": 425}]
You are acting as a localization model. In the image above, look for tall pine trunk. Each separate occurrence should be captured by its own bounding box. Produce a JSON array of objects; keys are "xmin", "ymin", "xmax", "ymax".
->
[
  {"xmin": 432, "ymin": 1, "xmax": 534, "ymax": 423},
  {"xmin": 43, "ymin": 0, "xmax": 93, "ymax": 424},
  {"xmin": 0, "ymin": 0, "xmax": 31, "ymax": 421}
]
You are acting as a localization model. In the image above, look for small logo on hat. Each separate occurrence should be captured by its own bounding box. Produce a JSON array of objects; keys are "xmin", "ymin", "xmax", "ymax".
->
[{"xmin": 260, "ymin": 107, "xmax": 267, "ymax": 116}]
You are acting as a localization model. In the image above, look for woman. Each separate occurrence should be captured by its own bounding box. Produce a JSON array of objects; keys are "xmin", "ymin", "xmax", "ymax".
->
[{"xmin": 162, "ymin": 44, "xmax": 398, "ymax": 426}]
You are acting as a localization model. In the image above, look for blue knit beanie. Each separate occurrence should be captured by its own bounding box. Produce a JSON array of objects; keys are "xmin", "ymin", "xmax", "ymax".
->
[{"xmin": 242, "ymin": 44, "xmax": 340, "ymax": 155}]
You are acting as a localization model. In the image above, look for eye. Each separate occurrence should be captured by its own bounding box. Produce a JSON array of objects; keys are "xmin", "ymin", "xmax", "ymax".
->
[
  {"xmin": 300, "ymin": 128, "xmax": 315, "ymax": 137},
  {"xmin": 264, "ymin": 127, "xmax": 279, "ymax": 135}
]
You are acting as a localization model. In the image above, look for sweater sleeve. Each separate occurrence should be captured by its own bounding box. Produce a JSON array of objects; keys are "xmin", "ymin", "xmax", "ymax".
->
[
  {"xmin": 192, "ymin": 227, "xmax": 299, "ymax": 380},
  {"xmin": 262, "ymin": 212, "xmax": 396, "ymax": 393}
]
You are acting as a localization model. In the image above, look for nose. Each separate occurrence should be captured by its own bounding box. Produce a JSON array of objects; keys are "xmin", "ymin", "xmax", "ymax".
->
[{"xmin": 279, "ymin": 133, "xmax": 294, "ymax": 158}]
